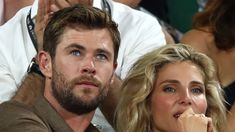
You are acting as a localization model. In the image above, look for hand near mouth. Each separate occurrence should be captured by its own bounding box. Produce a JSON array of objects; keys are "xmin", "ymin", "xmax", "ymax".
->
[{"xmin": 177, "ymin": 108, "xmax": 213, "ymax": 132}]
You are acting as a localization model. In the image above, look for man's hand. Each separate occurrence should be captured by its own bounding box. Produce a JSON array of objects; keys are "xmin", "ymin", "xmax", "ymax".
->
[
  {"xmin": 177, "ymin": 108, "xmax": 213, "ymax": 132},
  {"xmin": 51, "ymin": 0, "xmax": 93, "ymax": 12},
  {"xmin": 34, "ymin": 0, "xmax": 94, "ymax": 52},
  {"xmin": 34, "ymin": 0, "xmax": 52, "ymax": 51}
]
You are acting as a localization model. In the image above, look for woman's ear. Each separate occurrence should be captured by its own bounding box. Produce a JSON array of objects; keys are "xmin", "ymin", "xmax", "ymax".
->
[{"xmin": 38, "ymin": 51, "xmax": 52, "ymax": 78}]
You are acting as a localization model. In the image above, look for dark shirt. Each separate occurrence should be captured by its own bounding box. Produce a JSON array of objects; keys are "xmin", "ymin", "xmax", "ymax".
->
[
  {"xmin": 224, "ymin": 81, "xmax": 235, "ymax": 110},
  {"xmin": 0, "ymin": 95, "xmax": 99, "ymax": 132}
]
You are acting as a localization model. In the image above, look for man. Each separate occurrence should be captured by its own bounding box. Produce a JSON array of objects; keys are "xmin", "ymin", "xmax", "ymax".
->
[
  {"xmin": 0, "ymin": 0, "xmax": 165, "ymax": 102},
  {"xmin": 0, "ymin": 0, "xmax": 165, "ymax": 131},
  {"xmin": 0, "ymin": 4, "xmax": 120, "ymax": 131}
]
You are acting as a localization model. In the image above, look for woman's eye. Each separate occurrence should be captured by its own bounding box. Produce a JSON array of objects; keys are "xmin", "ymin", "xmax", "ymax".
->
[
  {"xmin": 96, "ymin": 54, "xmax": 108, "ymax": 61},
  {"xmin": 191, "ymin": 87, "xmax": 203, "ymax": 94},
  {"xmin": 163, "ymin": 86, "xmax": 176, "ymax": 93},
  {"xmin": 71, "ymin": 50, "xmax": 81, "ymax": 56}
]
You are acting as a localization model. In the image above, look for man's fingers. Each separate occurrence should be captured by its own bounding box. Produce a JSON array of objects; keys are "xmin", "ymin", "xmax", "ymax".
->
[
  {"xmin": 54, "ymin": 0, "xmax": 70, "ymax": 10},
  {"xmin": 50, "ymin": 4, "xmax": 60, "ymax": 12},
  {"xmin": 35, "ymin": 0, "xmax": 53, "ymax": 51},
  {"xmin": 36, "ymin": 0, "xmax": 51, "ymax": 23}
]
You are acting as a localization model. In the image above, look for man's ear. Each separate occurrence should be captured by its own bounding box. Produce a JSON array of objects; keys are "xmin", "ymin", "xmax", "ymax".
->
[
  {"xmin": 38, "ymin": 51, "xmax": 52, "ymax": 78},
  {"xmin": 113, "ymin": 62, "xmax": 117, "ymax": 71},
  {"xmin": 111, "ymin": 63, "xmax": 118, "ymax": 82}
]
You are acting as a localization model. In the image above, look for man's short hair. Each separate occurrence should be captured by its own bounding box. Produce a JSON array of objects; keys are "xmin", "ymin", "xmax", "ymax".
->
[{"xmin": 43, "ymin": 4, "xmax": 120, "ymax": 61}]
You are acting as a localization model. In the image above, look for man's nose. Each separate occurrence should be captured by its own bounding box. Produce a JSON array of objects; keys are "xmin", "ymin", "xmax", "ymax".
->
[{"xmin": 81, "ymin": 58, "xmax": 96, "ymax": 74}]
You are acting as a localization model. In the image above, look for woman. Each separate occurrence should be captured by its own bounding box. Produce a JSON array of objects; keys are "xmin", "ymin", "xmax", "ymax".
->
[
  {"xmin": 181, "ymin": 0, "xmax": 235, "ymax": 111},
  {"xmin": 181, "ymin": 1, "xmax": 235, "ymax": 130},
  {"xmin": 115, "ymin": 44, "xmax": 227, "ymax": 132}
]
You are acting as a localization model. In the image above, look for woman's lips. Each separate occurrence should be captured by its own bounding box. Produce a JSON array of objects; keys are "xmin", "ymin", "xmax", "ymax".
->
[{"xmin": 173, "ymin": 113, "xmax": 182, "ymax": 119}]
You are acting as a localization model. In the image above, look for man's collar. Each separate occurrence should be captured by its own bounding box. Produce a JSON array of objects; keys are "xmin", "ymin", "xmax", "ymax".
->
[
  {"xmin": 93, "ymin": 0, "xmax": 102, "ymax": 9},
  {"xmin": 31, "ymin": 0, "xmax": 38, "ymax": 20}
]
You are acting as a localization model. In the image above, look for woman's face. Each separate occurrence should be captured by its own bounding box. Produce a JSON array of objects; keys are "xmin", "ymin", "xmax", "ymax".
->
[{"xmin": 150, "ymin": 61, "xmax": 207, "ymax": 132}]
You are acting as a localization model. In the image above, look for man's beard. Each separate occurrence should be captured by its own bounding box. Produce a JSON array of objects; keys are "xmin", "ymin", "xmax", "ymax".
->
[{"xmin": 51, "ymin": 68, "xmax": 108, "ymax": 115}]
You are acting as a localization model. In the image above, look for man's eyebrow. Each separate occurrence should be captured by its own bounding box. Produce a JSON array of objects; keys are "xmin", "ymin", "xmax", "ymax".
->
[
  {"xmin": 96, "ymin": 48, "xmax": 112, "ymax": 57},
  {"xmin": 64, "ymin": 43, "xmax": 85, "ymax": 50}
]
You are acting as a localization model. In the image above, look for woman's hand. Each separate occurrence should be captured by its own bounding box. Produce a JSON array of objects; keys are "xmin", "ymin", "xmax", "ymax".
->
[{"xmin": 177, "ymin": 108, "xmax": 213, "ymax": 132}]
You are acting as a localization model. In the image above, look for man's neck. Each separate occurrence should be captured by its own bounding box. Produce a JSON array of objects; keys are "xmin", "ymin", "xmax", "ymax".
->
[
  {"xmin": 64, "ymin": 111, "xmax": 95, "ymax": 132},
  {"xmin": 44, "ymin": 86, "xmax": 95, "ymax": 132}
]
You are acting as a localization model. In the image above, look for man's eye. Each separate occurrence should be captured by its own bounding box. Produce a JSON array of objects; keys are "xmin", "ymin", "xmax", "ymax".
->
[
  {"xmin": 96, "ymin": 54, "xmax": 108, "ymax": 61},
  {"xmin": 163, "ymin": 86, "xmax": 176, "ymax": 93},
  {"xmin": 71, "ymin": 50, "xmax": 81, "ymax": 56}
]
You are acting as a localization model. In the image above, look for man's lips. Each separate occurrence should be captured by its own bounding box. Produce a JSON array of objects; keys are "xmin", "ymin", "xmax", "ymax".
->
[{"xmin": 77, "ymin": 81, "xmax": 98, "ymax": 88}]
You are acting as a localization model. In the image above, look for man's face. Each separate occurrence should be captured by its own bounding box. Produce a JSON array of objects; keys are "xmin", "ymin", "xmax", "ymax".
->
[{"xmin": 51, "ymin": 27, "xmax": 116, "ymax": 115}]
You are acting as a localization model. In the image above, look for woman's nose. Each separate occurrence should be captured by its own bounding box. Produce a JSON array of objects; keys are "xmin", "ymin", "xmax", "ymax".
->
[{"xmin": 178, "ymin": 91, "xmax": 192, "ymax": 105}]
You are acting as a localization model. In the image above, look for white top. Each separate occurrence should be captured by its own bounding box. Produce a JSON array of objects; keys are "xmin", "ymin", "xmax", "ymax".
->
[{"xmin": 0, "ymin": 0, "xmax": 165, "ymax": 131}]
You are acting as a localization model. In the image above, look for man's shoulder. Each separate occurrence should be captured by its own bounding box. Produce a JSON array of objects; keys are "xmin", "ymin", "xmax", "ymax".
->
[
  {"xmin": 0, "ymin": 5, "xmax": 31, "ymax": 50},
  {"xmin": 111, "ymin": 1, "xmax": 159, "ymax": 25},
  {"xmin": 0, "ymin": 100, "xmax": 49, "ymax": 131},
  {"xmin": 0, "ymin": 100, "xmax": 42, "ymax": 122},
  {"xmin": 111, "ymin": 1, "xmax": 164, "ymax": 45},
  {"xmin": 0, "ymin": 6, "xmax": 30, "ymax": 30},
  {"xmin": 111, "ymin": 1, "xmax": 164, "ymax": 43}
]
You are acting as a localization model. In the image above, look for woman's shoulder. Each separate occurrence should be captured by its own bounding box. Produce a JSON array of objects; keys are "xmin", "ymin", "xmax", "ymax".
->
[{"xmin": 180, "ymin": 29, "xmax": 213, "ymax": 55}]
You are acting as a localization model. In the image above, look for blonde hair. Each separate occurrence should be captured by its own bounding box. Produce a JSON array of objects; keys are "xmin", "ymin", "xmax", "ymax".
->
[{"xmin": 115, "ymin": 44, "xmax": 227, "ymax": 132}]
